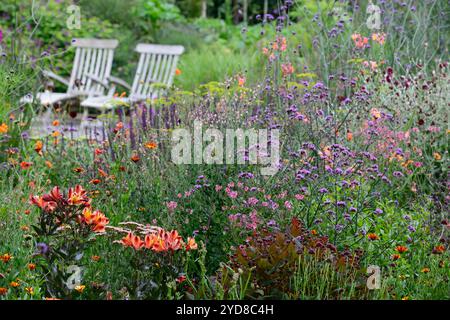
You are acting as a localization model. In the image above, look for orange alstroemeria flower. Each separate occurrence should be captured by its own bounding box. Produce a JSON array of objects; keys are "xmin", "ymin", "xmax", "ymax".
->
[
  {"xmin": 68, "ymin": 185, "xmax": 89, "ymax": 206},
  {"xmin": 121, "ymin": 233, "xmax": 144, "ymax": 250},
  {"xmin": 43, "ymin": 186, "xmax": 64, "ymax": 203},
  {"xmin": 164, "ymin": 230, "xmax": 183, "ymax": 251},
  {"xmin": 121, "ymin": 233, "xmax": 134, "ymax": 247},
  {"xmin": 82, "ymin": 207, "xmax": 109, "ymax": 233},
  {"xmin": 131, "ymin": 234, "xmax": 144, "ymax": 250},
  {"xmin": 144, "ymin": 234, "xmax": 157, "ymax": 249},
  {"xmin": 29, "ymin": 194, "xmax": 57, "ymax": 213},
  {"xmin": 29, "ymin": 195, "xmax": 45, "ymax": 209},
  {"xmin": 34, "ymin": 140, "xmax": 43, "ymax": 156},
  {"xmin": 186, "ymin": 237, "xmax": 198, "ymax": 251},
  {"xmin": 152, "ymin": 237, "xmax": 167, "ymax": 252}
]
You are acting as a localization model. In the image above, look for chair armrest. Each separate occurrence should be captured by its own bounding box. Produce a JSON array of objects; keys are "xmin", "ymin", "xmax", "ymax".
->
[
  {"xmin": 42, "ymin": 70, "xmax": 69, "ymax": 87},
  {"xmin": 85, "ymin": 73, "xmax": 110, "ymax": 90},
  {"xmin": 108, "ymin": 76, "xmax": 131, "ymax": 91}
]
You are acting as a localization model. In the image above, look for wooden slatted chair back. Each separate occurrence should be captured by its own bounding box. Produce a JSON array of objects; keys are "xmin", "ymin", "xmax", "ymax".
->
[
  {"xmin": 68, "ymin": 38, "xmax": 119, "ymax": 97},
  {"xmin": 130, "ymin": 44, "xmax": 185, "ymax": 101}
]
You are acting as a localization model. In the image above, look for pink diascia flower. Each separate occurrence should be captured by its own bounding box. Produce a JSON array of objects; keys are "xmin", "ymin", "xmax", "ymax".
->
[
  {"xmin": 295, "ymin": 194, "xmax": 305, "ymax": 200},
  {"xmin": 227, "ymin": 191, "xmax": 238, "ymax": 199},
  {"xmin": 247, "ymin": 197, "xmax": 259, "ymax": 206},
  {"xmin": 284, "ymin": 201, "xmax": 293, "ymax": 210},
  {"xmin": 166, "ymin": 201, "xmax": 178, "ymax": 211}
]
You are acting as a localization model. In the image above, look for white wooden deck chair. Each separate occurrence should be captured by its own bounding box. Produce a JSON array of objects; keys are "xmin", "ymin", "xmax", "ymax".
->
[
  {"xmin": 80, "ymin": 44, "xmax": 184, "ymax": 111},
  {"xmin": 21, "ymin": 38, "xmax": 119, "ymax": 107}
]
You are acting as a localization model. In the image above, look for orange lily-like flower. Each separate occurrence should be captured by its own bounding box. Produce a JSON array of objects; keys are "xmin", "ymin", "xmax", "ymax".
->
[
  {"xmin": 68, "ymin": 185, "xmax": 89, "ymax": 206},
  {"xmin": 82, "ymin": 207, "xmax": 109, "ymax": 233},
  {"xmin": 29, "ymin": 195, "xmax": 45, "ymax": 209},
  {"xmin": 121, "ymin": 233, "xmax": 134, "ymax": 247},
  {"xmin": 121, "ymin": 233, "xmax": 144, "ymax": 250},
  {"xmin": 121, "ymin": 229, "xmax": 198, "ymax": 253},
  {"xmin": 164, "ymin": 230, "xmax": 183, "ymax": 251},
  {"xmin": 29, "ymin": 194, "xmax": 57, "ymax": 213},
  {"xmin": 42, "ymin": 186, "xmax": 64, "ymax": 203},
  {"xmin": 152, "ymin": 236, "xmax": 167, "ymax": 252},
  {"xmin": 34, "ymin": 140, "xmax": 43, "ymax": 156},
  {"xmin": 186, "ymin": 237, "xmax": 198, "ymax": 251},
  {"xmin": 131, "ymin": 234, "xmax": 144, "ymax": 250},
  {"xmin": 144, "ymin": 234, "xmax": 157, "ymax": 249},
  {"xmin": 91, "ymin": 214, "xmax": 109, "ymax": 233}
]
